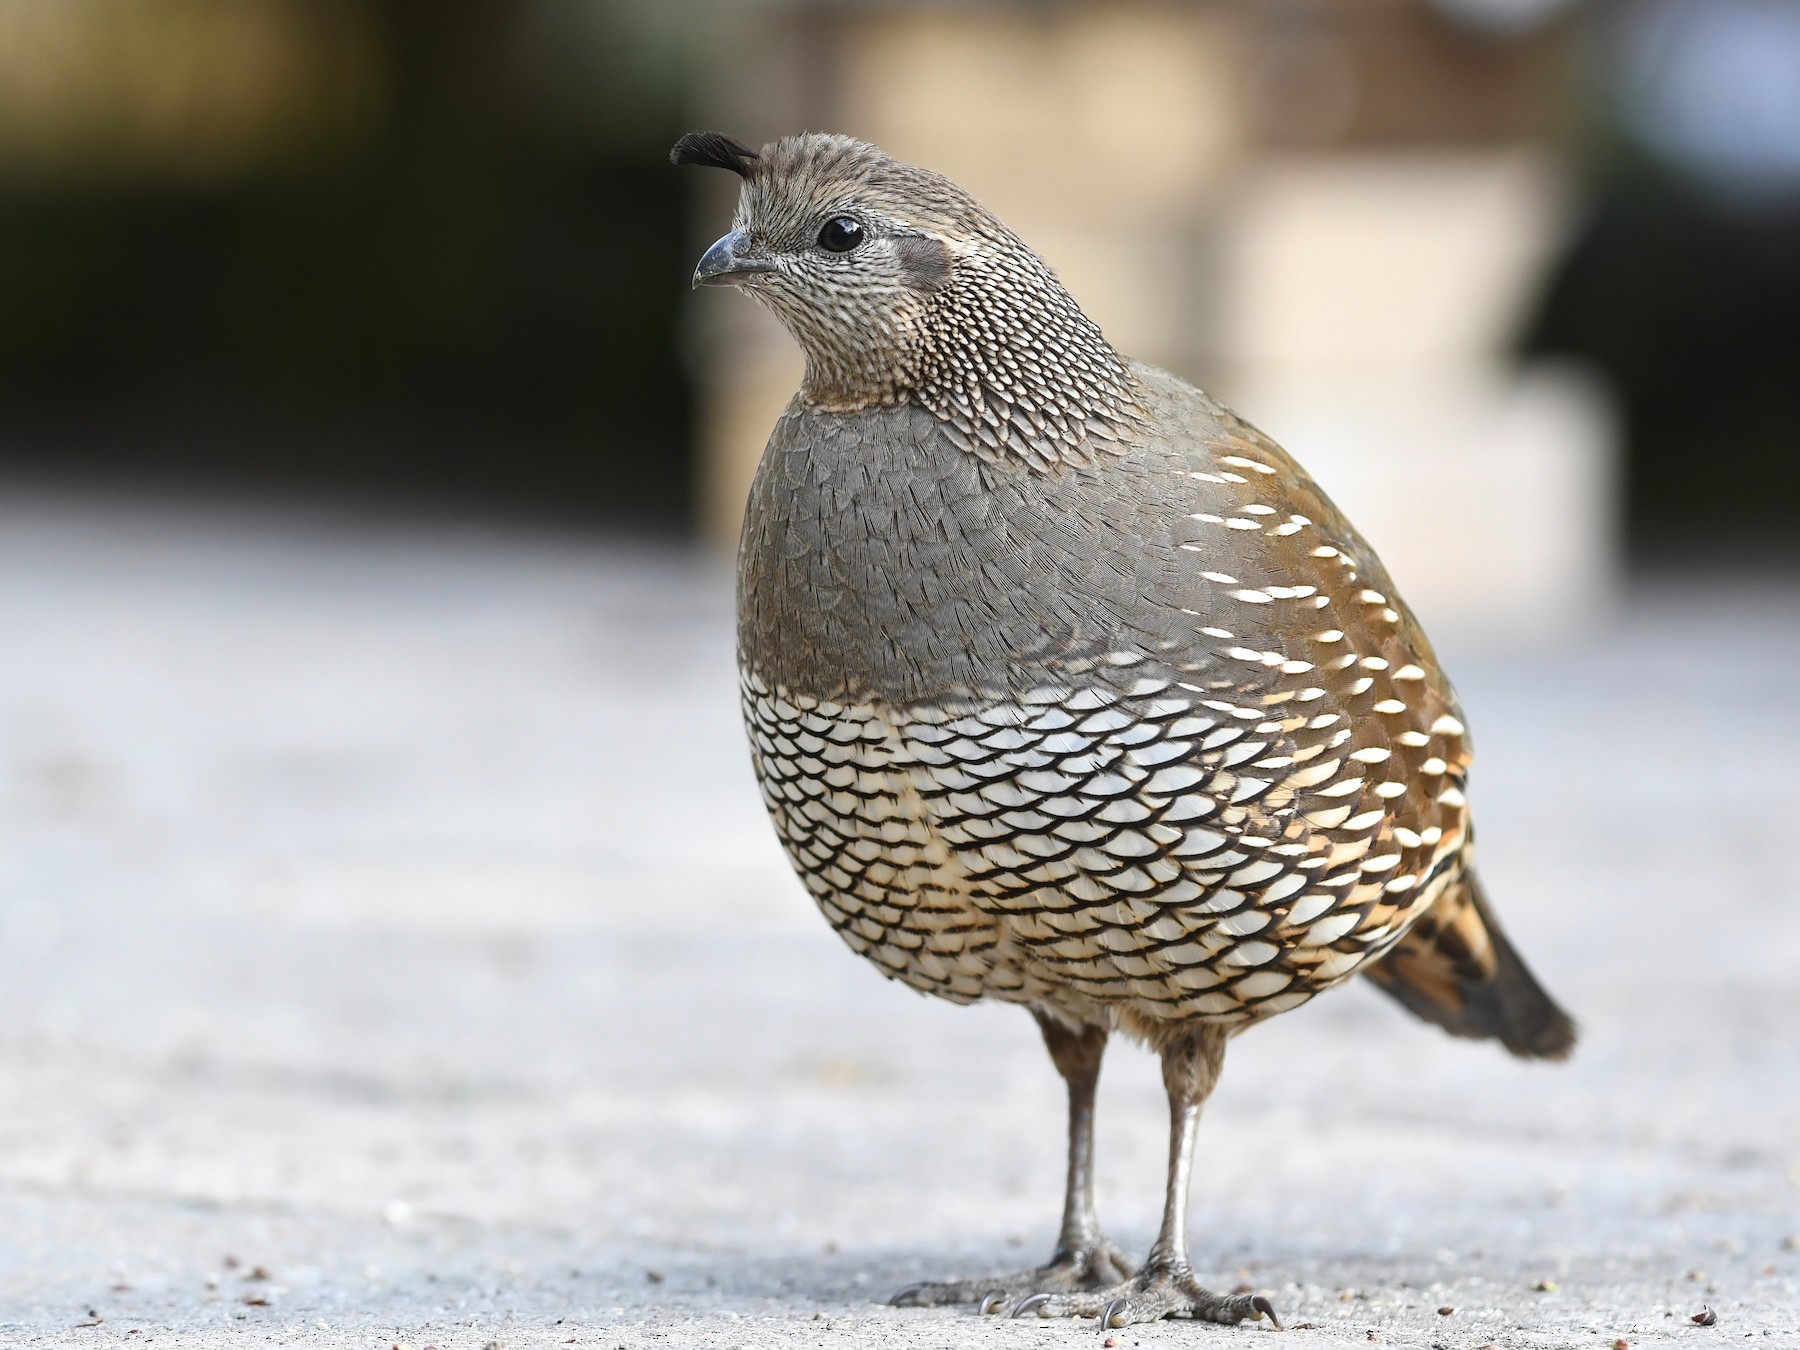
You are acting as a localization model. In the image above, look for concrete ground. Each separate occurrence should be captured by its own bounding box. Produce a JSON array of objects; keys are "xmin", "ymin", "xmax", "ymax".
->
[{"xmin": 0, "ymin": 484, "xmax": 1796, "ymax": 1350}]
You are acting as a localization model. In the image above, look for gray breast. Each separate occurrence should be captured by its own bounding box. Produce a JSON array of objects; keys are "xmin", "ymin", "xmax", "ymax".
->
[{"xmin": 735, "ymin": 396, "xmax": 1221, "ymax": 708}]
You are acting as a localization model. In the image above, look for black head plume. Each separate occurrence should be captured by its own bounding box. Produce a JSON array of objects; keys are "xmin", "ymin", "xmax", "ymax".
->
[{"xmin": 670, "ymin": 131, "xmax": 759, "ymax": 178}]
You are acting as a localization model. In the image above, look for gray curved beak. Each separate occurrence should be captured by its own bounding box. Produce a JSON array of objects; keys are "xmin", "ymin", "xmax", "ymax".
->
[{"xmin": 692, "ymin": 229, "xmax": 774, "ymax": 288}]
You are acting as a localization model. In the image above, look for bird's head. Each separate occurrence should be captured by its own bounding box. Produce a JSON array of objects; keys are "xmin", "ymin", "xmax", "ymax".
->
[
  {"xmin": 672, "ymin": 130, "xmax": 980, "ymax": 409},
  {"xmin": 673, "ymin": 130, "xmax": 1138, "ymax": 463}
]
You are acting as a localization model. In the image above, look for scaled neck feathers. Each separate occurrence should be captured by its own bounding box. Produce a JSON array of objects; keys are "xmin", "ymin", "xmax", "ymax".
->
[{"xmin": 801, "ymin": 233, "xmax": 1144, "ymax": 472}]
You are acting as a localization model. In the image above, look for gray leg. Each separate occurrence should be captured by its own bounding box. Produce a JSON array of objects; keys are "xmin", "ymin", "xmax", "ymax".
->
[
  {"xmin": 1013, "ymin": 1026, "xmax": 1280, "ymax": 1329},
  {"xmin": 889, "ymin": 1011, "xmax": 1133, "ymax": 1313}
]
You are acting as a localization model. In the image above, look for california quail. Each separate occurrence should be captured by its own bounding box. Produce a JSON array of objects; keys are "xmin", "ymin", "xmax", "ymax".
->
[{"xmin": 674, "ymin": 130, "xmax": 1576, "ymax": 1330}]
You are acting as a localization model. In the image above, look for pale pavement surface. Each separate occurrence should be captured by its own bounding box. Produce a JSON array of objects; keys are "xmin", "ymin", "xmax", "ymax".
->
[{"xmin": 0, "ymin": 485, "xmax": 1796, "ymax": 1350}]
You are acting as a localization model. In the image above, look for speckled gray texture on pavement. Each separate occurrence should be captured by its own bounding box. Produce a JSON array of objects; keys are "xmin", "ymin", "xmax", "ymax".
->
[{"xmin": 1, "ymin": 486, "xmax": 1796, "ymax": 1349}]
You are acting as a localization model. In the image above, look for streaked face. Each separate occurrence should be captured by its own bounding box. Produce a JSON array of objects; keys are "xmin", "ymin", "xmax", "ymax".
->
[{"xmin": 690, "ymin": 139, "xmax": 975, "ymax": 403}]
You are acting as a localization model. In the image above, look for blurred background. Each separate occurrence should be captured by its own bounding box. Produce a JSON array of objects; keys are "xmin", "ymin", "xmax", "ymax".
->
[
  {"xmin": 0, "ymin": 0, "xmax": 698, "ymax": 524},
  {"xmin": 2, "ymin": 1, "xmax": 1798, "ymax": 1344},
  {"xmin": 0, "ymin": 0, "xmax": 1795, "ymax": 576}
]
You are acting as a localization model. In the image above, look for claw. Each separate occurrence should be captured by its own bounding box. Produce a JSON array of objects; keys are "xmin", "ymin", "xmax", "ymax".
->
[
  {"xmin": 1252, "ymin": 1294, "xmax": 1282, "ymax": 1330},
  {"xmin": 978, "ymin": 1290, "xmax": 1010, "ymax": 1316},
  {"xmin": 1012, "ymin": 1293, "xmax": 1056, "ymax": 1319},
  {"xmin": 1101, "ymin": 1297, "xmax": 1130, "ymax": 1330},
  {"xmin": 888, "ymin": 1283, "xmax": 928, "ymax": 1307}
]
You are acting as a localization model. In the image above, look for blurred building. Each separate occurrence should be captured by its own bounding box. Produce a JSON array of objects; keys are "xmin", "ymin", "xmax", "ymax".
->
[{"xmin": 689, "ymin": 0, "xmax": 1620, "ymax": 638}]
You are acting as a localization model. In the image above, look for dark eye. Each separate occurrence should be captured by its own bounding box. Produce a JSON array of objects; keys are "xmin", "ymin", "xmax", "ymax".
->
[{"xmin": 817, "ymin": 217, "xmax": 865, "ymax": 253}]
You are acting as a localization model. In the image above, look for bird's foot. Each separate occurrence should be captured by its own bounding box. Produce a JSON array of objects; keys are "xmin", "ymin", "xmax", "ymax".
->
[
  {"xmin": 889, "ymin": 1238, "xmax": 1136, "ymax": 1314},
  {"xmin": 1011, "ymin": 1262, "xmax": 1280, "ymax": 1329}
]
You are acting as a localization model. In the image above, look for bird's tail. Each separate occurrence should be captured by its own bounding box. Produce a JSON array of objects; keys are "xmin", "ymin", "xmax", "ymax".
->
[{"xmin": 1362, "ymin": 867, "xmax": 1576, "ymax": 1060}]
